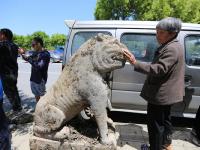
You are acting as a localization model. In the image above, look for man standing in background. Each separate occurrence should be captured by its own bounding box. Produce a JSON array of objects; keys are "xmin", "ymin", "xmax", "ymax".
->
[
  {"xmin": 0, "ymin": 28, "xmax": 22, "ymax": 112},
  {"xmin": 19, "ymin": 37, "xmax": 50, "ymax": 102}
]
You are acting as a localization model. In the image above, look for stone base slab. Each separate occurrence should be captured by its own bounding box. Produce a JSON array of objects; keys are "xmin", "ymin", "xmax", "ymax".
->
[{"xmin": 30, "ymin": 135, "xmax": 117, "ymax": 150}]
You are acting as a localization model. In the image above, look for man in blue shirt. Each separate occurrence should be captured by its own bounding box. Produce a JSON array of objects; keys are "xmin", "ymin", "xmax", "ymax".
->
[{"xmin": 19, "ymin": 37, "xmax": 50, "ymax": 102}]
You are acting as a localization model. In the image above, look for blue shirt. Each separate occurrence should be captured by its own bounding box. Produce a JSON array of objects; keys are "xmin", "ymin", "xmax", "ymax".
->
[
  {"xmin": 25, "ymin": 50, "xmax": 50, "ymax": 84},
  {"xmin": 0, "ymin": 78, "xmax": 3, "ymax": 100}
]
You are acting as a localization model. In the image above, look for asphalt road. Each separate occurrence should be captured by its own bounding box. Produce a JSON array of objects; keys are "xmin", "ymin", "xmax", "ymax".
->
[
  {"xmin": 17, "ymin": 57, "xmax": 62, "ymax": 96},
  {"xmin": 3, "ymin": 57, "xmax": 62, "ymax": 111}
]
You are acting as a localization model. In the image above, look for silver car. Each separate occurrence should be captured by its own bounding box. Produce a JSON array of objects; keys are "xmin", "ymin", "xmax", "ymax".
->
[
  {"xmin": 50, "ymin": 47, "xmax": 64, "ymax": 63},
  {"xmin": 63, "ymin": 20, "xmax": 200, "ymax": 118}
]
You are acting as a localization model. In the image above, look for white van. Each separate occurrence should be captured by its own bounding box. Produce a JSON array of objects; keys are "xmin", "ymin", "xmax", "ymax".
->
[{"xmin": 63, "ymin": 20, "xmax": 200, "ymax": 118}]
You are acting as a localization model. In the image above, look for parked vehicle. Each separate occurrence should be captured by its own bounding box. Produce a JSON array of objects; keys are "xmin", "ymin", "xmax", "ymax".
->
[
  {"xmin": 63, "ymin": 20, "xmax": 200, "ymax": 118},
  {"xmin": 51, "ymin": 47, "xmax": 64, "ymax": 63}
]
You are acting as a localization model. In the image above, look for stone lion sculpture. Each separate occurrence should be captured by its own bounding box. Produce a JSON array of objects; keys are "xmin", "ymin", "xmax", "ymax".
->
[{"xmin": 33, "ymin": 34, "xmax": 127, "ymax": 145}]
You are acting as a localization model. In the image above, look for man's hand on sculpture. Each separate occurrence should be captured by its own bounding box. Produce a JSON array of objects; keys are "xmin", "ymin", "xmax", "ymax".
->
[{"xmin": 122, "ymin": 48, "xmax": 136, "ymax": 65}]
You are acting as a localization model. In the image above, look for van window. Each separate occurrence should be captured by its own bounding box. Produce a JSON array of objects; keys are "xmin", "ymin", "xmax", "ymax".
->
[
  {"xmin": 185, "ymin": 35, "xmax": 200, "ymax": 66},
  {"xmin": 71, "ymin": 32, "xmax": 111, "ymax": 54},
  {"xmin": 121, "ymin": 34, "xmax": 158, "ymax": 62}
]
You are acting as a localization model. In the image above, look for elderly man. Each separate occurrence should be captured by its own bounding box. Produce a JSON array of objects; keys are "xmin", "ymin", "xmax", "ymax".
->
[{"xmin": 123, "ymin": 17, "xmax": 184, "ymax": 150}]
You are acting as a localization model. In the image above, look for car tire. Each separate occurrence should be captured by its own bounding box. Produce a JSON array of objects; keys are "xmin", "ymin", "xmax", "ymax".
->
[{"xmin": 79, "ymin": 107, "xmax": 93, "ymax": 120}]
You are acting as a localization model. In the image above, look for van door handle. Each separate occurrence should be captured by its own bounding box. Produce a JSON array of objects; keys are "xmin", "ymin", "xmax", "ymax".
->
[{"xmin": 185, "ymin": 75, "xmax": 192, "ymax": 87}]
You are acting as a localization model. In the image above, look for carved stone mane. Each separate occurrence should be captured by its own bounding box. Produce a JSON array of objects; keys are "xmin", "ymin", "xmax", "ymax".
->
[{"xmin": 33, "ymin": 34, "xmax": 127, "ymax": 145}]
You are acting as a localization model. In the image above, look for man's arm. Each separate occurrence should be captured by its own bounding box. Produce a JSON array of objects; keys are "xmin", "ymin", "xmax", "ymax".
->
[
  {"xmin": 18, "ymin": 48, "xmax": 29, "ymax": 61},
  {"xmin": 123, "ymin": 46, "xmax": 179, "ymax": 77},
  {"xmin": 27, "ymin": 51, "xmax": 50, "ymax": 70}
]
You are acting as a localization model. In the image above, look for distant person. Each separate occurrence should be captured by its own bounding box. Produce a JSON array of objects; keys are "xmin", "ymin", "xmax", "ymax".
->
[
  {"xmin": 123, "ymin": 17, "xmax": 184, "ymax": 150},
  {"xmin": 18, "ymin": 37, "xmax": 50, "ymax": 102},
  {"xmin": 0, "ymin": 77, "xmax": 11, "ymax": 150},
  {"xmin": 0, "ymin": 28, "xmax": 22, "ymax": 112}
]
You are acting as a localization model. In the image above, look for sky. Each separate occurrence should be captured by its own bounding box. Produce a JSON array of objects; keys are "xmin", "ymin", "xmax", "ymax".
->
[{"xmin": 1, "ymin": 0, "xmax": 97, "ymax": 36}]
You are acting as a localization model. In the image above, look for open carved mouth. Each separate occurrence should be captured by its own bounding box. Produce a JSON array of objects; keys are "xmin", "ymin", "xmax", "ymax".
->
[
  {"xmin": 110, "ymin": 55, "xmax": 126, "ymax": 67},
  {"xmin": 111, "ymin": 55, "xmax": 125, "ymax": 62}
]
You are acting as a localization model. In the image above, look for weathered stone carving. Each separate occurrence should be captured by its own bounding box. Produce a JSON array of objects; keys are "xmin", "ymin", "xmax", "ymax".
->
[{"xmin": 33, "ymin": 34, "xmax": 126, "ymax": 145}]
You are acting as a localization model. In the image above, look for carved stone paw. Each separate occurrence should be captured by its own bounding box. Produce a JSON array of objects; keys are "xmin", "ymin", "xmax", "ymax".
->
[
  {"xmin": 100, "ymin": 133, "xmax": 118, "ymax": 146},
  {"xmin": 53, "ymin": 126, "xmax": 70, "ymax": 140},
  {"xmin": 107, "ymin": 118, "xmax": 115, "ymax": 131}
]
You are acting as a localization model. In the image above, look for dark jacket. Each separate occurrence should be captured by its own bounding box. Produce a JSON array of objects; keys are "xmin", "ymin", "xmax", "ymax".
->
[
  {"xmin": 25, "ymin": 50, "xmax": 50, "ymax": 84},
  {"xmin": 134, "ymin": 39, "xmax": 185, "ymax": 105},
  {"xmin": 0, "ymin": 41, "xmax": 19, "ymax": 76}
]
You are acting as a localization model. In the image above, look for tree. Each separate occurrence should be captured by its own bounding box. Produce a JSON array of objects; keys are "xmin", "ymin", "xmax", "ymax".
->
[
  {"xmin": 95, "ymin": 0, "xmax": 136, "ymax": 20},
  {"xmin": 13, "ymin": 32, "xmax": 67, "ymax": 50},
  {"xmin": 94, "ymin": 0, "xmax": 200, "ymax": 23},
  {"xmin": 13, "ymin": 34, "xmax": 26, "ymax": 47},
  {"xmin": 13, "ymin": 34, "xmax": 32, "ymax": 50},
  {"xmin": 50, "ymin": 33, "xmax": 66, "ymax": 49},
  {"xmin": 141, "ymin": 0, "xmax": 200, "ymax": 23}
]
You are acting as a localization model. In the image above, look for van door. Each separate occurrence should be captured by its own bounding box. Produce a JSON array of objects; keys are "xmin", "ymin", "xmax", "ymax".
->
[
  {"xmin": 111, "ymin": 29, "xmax": 158, "ymax": 111},
  {"xmin": 181, "ymin": 32, "xmax": 200, "ymax": 114}
]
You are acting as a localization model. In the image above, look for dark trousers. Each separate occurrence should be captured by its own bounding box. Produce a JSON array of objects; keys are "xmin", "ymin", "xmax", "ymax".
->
[
  {"xmin": 147, "ymin": 103, "xmax": 172, "ymax": 150},
  {"xmin": 0, "ymin": 101, "xmax": 11, "ymax": 150},
  {"xmin": 194, "ymin": 105, "xmax": 200, "ymax": 139},
  {"xmin": 1, "ymin": 74, "xmax": 22, "ymax": 111}
]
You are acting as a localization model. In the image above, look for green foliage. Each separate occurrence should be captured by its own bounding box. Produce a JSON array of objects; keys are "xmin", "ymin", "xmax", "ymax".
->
[
  {"xmin": 141, "ymin": 0, "xmax": 200, "ymax": 22},
  {"xmin": 50, "ymin": 33, "xmax": 66, "ymax": 48},
  {"xmin": 13, "ymin": 31, "xmax": 66, "ymax": 50},
  {"xmin": 94, "ymin": 0, "xmax": 200, "ymax": 23},
  {"xmin": 95, "ymin": 0, "xmax": 136, "ymax": 20},
  {"xmin": 13, "ymin": 34, "xmax": 26, "ymax": 47}
]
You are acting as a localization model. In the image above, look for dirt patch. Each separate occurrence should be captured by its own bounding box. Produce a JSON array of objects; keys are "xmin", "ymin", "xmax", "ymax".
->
[{"xmin": 65, "ymin": 117, "xmax": 100, "ymax": 145}]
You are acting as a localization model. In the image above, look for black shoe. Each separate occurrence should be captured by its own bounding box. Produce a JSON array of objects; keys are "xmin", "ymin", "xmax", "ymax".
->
[
  {"xmin": 141, "ymin": 144, "xmax": 150, "ymax": 150},
  {"xmin": 190, "ymin": 129, "xmax": 200, "ymax": 147},
  {"xmin": 13, "ymin": 106, "xmax": 22, "ymax": 112}
]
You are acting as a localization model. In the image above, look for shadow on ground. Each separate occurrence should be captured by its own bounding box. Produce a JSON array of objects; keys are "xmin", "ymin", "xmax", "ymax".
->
[
  {"xmin": 116, "ymin": 123, "xmax": 148, "ymax": 149},
  {"xmin": 3, "ymin": 90, "xmax": 36, "ymax": 112},
  {"xmin": 2, "ymin": 90, "xmax": 35, "ymax": 137},
  {"xmin": 109, "ymin": 111, "xmax": 196, "ymax": 148}
]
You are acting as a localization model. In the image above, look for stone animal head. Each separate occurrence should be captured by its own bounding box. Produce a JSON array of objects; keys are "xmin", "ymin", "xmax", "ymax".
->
[
  {"xmin": 92, "ymin": 34, "xmax": 126, "ymax": 73},
  {"xmin": 77, "ymin": 34, "xmax": 127, "ymax": 74}
]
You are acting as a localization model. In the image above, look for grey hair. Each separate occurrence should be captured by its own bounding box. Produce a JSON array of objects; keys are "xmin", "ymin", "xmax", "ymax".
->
[{"xmin": 156, "ymin": 17, "xmax": 182, "ymax": 33}]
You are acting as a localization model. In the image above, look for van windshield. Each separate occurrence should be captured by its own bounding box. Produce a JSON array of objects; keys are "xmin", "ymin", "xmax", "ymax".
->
[
  {"xmin": 71, "ymin": 32, "xmax": 111, "ymax": 54},
  {"xmin": 121, "ymin": 33, "xmax": 158, "ymax": 62},
  {"xmin": 185, "ymin": 35, "xmax": 200, "ymax": 66}
]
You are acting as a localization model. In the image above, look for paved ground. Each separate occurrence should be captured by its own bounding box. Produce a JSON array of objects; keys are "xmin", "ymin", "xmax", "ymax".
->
[
  {"xmin": 116, "ymin": 123, "xmax": 200, "ymax": 150},
  {"xmin": 11, "ymin": 122, "xmax": 200, "ymax": 150}
]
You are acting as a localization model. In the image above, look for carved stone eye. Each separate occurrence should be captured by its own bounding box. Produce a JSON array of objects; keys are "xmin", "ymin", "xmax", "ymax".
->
[{"xmin": 111, "ymin": 56, "xmax": 117, "ymax": 60}]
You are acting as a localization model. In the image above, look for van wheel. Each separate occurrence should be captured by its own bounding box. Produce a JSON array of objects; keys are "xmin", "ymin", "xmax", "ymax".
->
[{"xmin": 79, "ymin": 107, "xmax": 93, "ymax": 120}]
